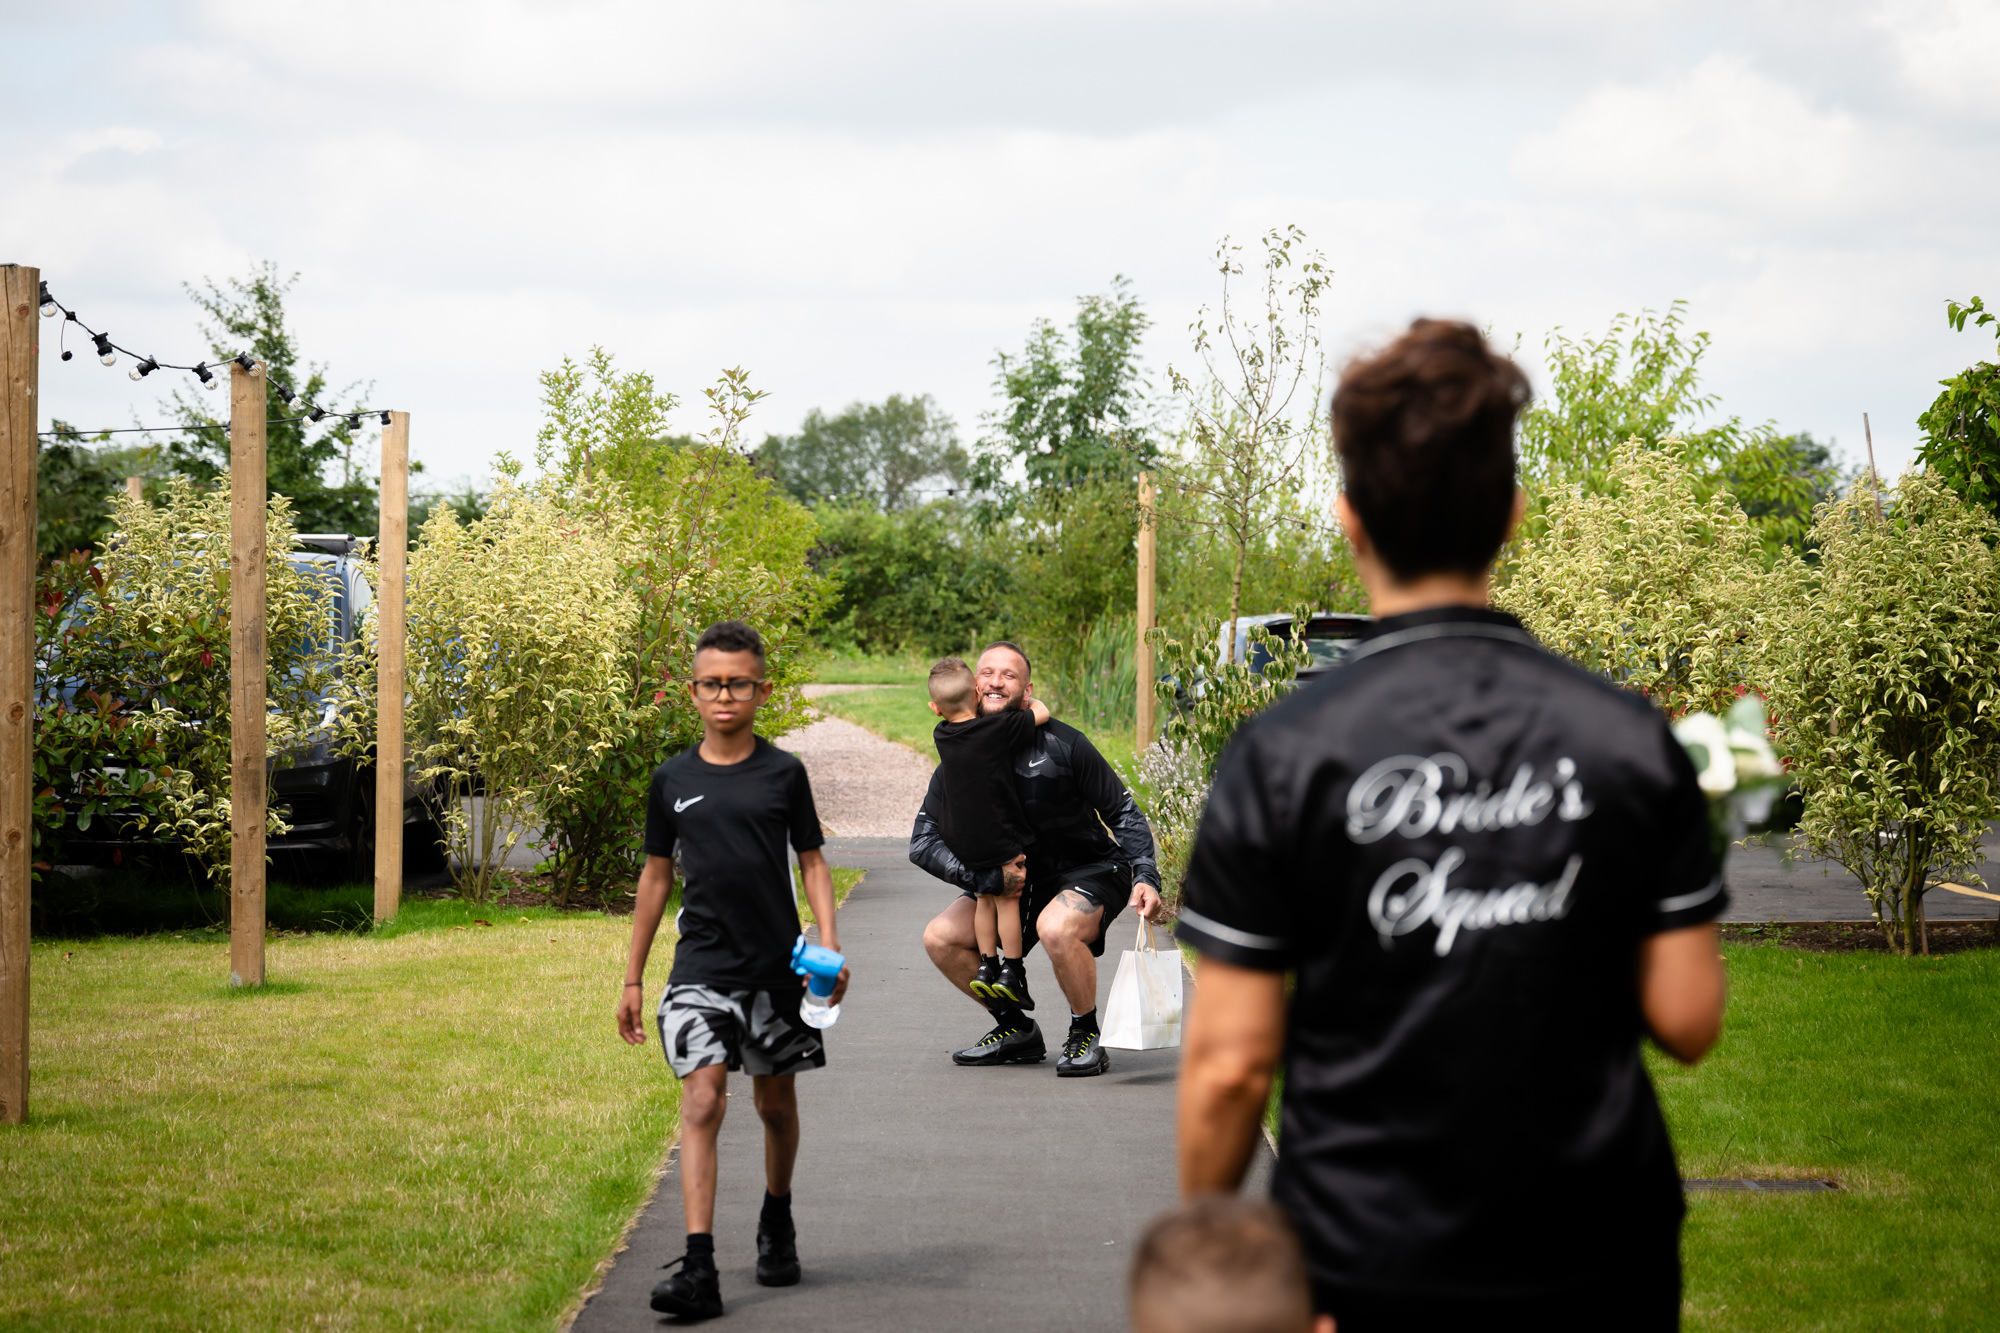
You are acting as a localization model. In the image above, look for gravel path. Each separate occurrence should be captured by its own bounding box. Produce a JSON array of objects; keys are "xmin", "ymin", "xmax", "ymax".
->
[{"xmin": 777, "ymin": 691, "xmax": 934, "ymax": 838}]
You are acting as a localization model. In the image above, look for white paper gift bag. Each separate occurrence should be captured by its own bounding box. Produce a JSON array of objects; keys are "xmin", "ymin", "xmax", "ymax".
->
[{"xmin": 1100, "ymin": 919, "xmax": 1184, "ymax": 1051}]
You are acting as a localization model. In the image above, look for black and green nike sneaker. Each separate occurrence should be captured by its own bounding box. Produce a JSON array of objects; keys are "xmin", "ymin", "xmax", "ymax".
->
[
  {"xmin": 950, "ymin": 1017, "xmax": 1046, "ymax": 1066},
  {"xmin": 991, "ymin": 958, "xmax": 1035, "ymax": 1011},
  {"xmin": 1056, "ymin": 1020, "xmax": 1110, "ymax": 1078}
]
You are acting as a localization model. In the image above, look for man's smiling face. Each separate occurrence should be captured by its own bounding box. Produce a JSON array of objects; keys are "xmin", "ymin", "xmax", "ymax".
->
[{"xmin": 974, "ymin": 646, "xmax": 1029, "ymax": 716}]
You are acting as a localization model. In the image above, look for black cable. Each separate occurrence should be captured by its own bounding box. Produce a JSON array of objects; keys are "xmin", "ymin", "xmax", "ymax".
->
[
  {"xmin": 36, "ymin": 279, "xmax": 382, "ymax": 424},
  {"xmin": 36, "ymin": 412, "xmax": 396, "ymax": 439}
]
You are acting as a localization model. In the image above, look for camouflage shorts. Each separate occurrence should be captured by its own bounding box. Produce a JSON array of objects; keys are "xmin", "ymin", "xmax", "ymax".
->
[{"xmin": 655, "ymin": 984, "xmax": 825, "ymax": 1079}]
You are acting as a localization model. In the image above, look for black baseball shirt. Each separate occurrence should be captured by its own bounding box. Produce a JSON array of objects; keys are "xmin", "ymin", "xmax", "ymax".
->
[
  {"xmin": 643, "ymin": 736, "xmax": 825, "ymax": 990},
  {"xmin": 1177, "ymin": 605, "xmax": 1725, "ymax": 1299}
]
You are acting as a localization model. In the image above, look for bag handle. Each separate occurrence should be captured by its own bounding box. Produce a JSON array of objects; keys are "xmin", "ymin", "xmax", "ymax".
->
[{"xmin": 1135, "ymin": 917, "xmax": 1158, "ymax": 955}]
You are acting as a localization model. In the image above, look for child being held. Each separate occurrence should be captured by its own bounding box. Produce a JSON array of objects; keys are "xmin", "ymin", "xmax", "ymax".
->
[{"xmin": 927, "ymin": 655, "xmax": 1051, "ymax": 1012}]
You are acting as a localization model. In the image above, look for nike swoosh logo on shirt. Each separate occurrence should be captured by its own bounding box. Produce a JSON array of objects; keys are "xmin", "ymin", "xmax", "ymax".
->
[
  {"xmin": 674, "ymin": 795, "xmax": 705, "ymax": 812},
  {"xmin": 1028, "ymin": 756, "xmax": 1047, "ymax": 768}
]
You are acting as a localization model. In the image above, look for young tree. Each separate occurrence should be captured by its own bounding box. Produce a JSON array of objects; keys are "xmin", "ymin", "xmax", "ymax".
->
[
  {"xmin": 1501, "ymin": 442, "xmax": 1773, "ymax": 719},
  {"xmin": 757, "ymin": 394, "xmax": 967, "ymax": 509},
  {"xmin": 977, "ymin": 275, "xmax": 1156, "ymax": 490},
  {"xmin": 1763, "ymin": 472, "xmax": 2000, "ymax": 955},
  {"xmin": 163, "ymin": 262, "xmax": 377, "ymax": 534},
  {"xmin": 1164, "ymin": 226, "xmax": 1335, "ymax": 661},
  {"xmin": 36, "ymin": 422, "xmax": 122, "ymax": 559},
  {"xmin": 522, "ymin": 349, "xmax": 827, "ymax": 900},
  {"xmin": 1915, "ymin": 295, "xmax": 2000, "ymax": 519}
]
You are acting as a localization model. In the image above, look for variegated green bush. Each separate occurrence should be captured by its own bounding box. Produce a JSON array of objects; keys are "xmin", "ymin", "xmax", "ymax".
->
[
  {"xmin": 1501, "ymin": 441, "xmax": 1773, "ymax": 719},
  {"xmin": 34, "ymin": 482, "xmax": 336, "ymax": 877},
  {"xmin": 1763, "ymin": 472, "xmax": 2000, "ymax": 955},
  {"xmin": 392, "ymin": 480, "xmax": 643, "ymax": 902}
]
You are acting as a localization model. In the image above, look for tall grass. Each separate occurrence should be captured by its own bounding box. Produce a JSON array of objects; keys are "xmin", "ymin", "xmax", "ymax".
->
[{"xmin": 1038, "ymin": 613, "xmax": 1137, "ymax": 738}]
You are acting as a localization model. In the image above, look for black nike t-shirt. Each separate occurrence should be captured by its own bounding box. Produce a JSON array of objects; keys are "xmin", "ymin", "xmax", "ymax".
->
[
  {"xmin": 643, "ymin": 736, "xmax": 826, "ymax": 989},
  {"xmin": 1177, "ymin": 606, "xmax": 1725, "ymax": 1299},
  {"xmin": 933, "ymin": 708, "xmax": 1039, "ymax": 869}
]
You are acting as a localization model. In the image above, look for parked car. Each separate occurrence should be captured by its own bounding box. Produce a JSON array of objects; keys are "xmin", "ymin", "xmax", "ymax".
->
[
  {"xmin": 1216, "ymin": 611, "xmax": 1375, "ymax": 684},
  {"xmin": 57, "ymin": 533, "xmax": 446, "ymax": 879}
]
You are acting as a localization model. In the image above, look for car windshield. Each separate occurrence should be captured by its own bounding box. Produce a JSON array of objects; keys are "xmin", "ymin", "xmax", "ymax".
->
[{"xmin": 1245, "ymin": 622, "xmax": 1366, "ymax": 674}]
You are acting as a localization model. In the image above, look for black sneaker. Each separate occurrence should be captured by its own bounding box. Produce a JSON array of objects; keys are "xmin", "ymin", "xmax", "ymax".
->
[
  {"xmin": 1056, "ymin": 1022, "xmax": 1110, "ymax": 1078},
  {"xmin": 991, "ymin": 958, "xmax": 1035, "ymax": 1011},
  {"xmin": 650, "ymin": 1254, "xmax": 723, "ymax": 1320},
  {"xmin": 950, "ymin": 1017, "xmax": 1047, "ymax": 1066},
  {"xmin": 968, "ymin": 955, "xmax": 1001, "ymax": 1002},
  {"xmin": 756, "ymin": 1223, "xmax": 800, "ymax": 1287}
]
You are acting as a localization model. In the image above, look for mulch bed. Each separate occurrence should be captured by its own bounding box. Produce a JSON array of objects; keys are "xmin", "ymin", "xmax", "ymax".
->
[
  {"xmin": 412, "ymin": 870, "xmax": 637, "ymax": 916},
  {"xmin": 1721, "ymin": 921, "xmax": 1998, "ymax": 955}
]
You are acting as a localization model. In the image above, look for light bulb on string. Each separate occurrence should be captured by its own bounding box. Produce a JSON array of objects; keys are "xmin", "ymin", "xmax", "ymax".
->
[
  {"xmin": 128, "ymin": 356, "xmax": 159, "ymax": 383},
  {"xmin": 93, "ymin": 333, "xmax": 117, "ymax": 368},
  {"xmin": 38, "ymin": 281, "xmax": 56, "ymax": 319}
]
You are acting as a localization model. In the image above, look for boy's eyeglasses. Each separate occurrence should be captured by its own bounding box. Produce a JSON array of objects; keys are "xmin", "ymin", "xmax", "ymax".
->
[{"xmin": 691, "ymin": 678, "xmax": 765, "ymax": 701}]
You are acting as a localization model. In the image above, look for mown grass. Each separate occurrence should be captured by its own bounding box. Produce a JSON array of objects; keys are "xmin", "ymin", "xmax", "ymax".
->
[
  {"xmin": 0, "ymin": 909, "xmax": 678, "ymax": 1332},
  {"xmin": 795, "ymin": 864, "xmax": 866, "ymax": 928},
  {"xmin": 1184, "ymin": 939, "xmax": 2000, "ymax": 1328},
  {"xmin": 811, "ymin": 650, "xmax": 929, "ymax": 685},
  {"xmin": 1662, "ymin": 942, "xmax": 2000, "ymax": 1330}
]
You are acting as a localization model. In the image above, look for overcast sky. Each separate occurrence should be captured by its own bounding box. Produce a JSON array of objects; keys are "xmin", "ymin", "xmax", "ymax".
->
[{"xmin": 7, "ymin": 0, "xmax": 1996, "ymax": 487}]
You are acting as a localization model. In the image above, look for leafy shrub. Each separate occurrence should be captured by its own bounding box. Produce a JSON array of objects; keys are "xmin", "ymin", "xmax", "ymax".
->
[
  {"xmin": 1762, "ymin": 472, "xmax": 2000, "ymax": 954},
  {"xmin": 1915, "ymin": 295, "xmax": 2000, "ymax": 519},
  {"xmin": 1037, "ymin": 613, "xmax": 1137, "ymax": 738},
  {"xmin": 376, "ymin": 479, "xmax": 642, "ymax": 902},
  {"xmin": 1136, "ymin": 735, "xmax": 1207, "ymax": 912},
  {"xmin": 810, "ymin": 500, "xmax": 1009, "ymax": 656},
  {"xmin": 525, "ymin": 353, "xmax": 827, "ymax": 900},
  {"xmin": 34, "ymin": 483, "xmax": 336, "ymax": 876},
  {"xmin": 1500, "ymin": 441, "xmax": 1773, "ymax": 719}
]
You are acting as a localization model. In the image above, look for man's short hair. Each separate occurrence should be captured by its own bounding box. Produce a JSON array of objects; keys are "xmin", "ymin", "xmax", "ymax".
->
[
  {"xmin": 928, "ymin": 656, "xmax": 976, "ymax": 714},
  {"xmin": 694, "ymin": 619, "xmax": 766, "ymax": 671},
  {"xmin": 980, "ymin": 640, "xmax": 1031, "ymax": 679},
  {"xmin": 1331, "ymin": 318, "xmax": 1531, "ymax": 580},
  {"xmin": 1129, "ymin": 1195, "xmax": 1315, "ymax": 1333}
]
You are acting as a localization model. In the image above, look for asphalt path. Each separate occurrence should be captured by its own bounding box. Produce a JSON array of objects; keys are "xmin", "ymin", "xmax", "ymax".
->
[
  {"xmin": 569, "ymin": 837, "xmax": 1261, "ymax": 1333},
  {"xmin": 1722, "ymin": 829, "xmax": 2000, "ymax": 922}
]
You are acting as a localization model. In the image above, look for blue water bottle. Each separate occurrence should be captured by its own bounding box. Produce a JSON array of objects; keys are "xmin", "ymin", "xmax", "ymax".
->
[{"xmin": 792, "ymin": 934, "xmax": 845, "ymax": 1030}]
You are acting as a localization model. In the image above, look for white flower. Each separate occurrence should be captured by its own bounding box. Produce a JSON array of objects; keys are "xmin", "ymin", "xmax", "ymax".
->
[{"xmin": 1673, "ymin": 711, "xmax": 1737, "ymax": 798}]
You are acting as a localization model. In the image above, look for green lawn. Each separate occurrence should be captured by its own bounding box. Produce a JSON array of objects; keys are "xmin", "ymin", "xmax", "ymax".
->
[
  {"xmin": 810, "ymin": 684, "xmax": 941, "ymax": 760},
  {"xmin": 810, "ymin": 650, "xmax": 929, "ymax": 685},
  {"xmin": 1661, "ymin": 942, "xmax": 1999, "ymax": 1330},
  {"xmin": 1186, "ymin": 939, "xmax": 2000, "ymax": 1329},
  {"xmin": 0, "ymin": 862, "xmax": 875, "ymax": 1333}
]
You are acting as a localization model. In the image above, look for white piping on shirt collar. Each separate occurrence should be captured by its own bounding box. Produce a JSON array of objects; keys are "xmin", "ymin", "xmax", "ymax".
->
[{"xmin": 1339, "ymin": 619, "xmax": 1539, "ymax": 669}]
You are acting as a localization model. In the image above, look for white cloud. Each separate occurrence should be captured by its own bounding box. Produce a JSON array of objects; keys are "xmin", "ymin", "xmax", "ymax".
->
[
  {"xmin": 1872, "ymin": 0, "xmax": 2000, "ymax": 119},
  {"xmin": 1513, "ymin": 55, "xmax": 1905, "ymax": 223}
]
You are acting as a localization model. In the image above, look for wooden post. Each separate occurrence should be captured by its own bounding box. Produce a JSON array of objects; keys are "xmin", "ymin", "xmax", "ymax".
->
[
  {"xmin": 0, "ymin": 265, "xmax": 39, "ymax": 1124},
  {"xmin": 125, "ymin": 476, "xmax": 142, "ymax": 503},
  {"xmin": 1135, "ymin": 470, "xmax": 1157, "ymax": 749},
  {"xmin": 229, "ymin": 360, "xmax": 267, "ymax": 987},
  {"xmin": 1863, "ymin": 412, "xmax": 1885, "ymax": 524},
  {"xmin": 374, "ymin": 412, "xmax": 408, "ymax": 922}
]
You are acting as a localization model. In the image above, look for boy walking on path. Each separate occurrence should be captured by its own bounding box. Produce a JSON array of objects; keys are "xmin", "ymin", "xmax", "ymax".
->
[
  {"xmin": 1175, "ymin": 321, "xmax": 1728, "ymax": 1330},
  {"xmin": 617, "ymin": 620, "xmax": 849, "ymax": 1323}
]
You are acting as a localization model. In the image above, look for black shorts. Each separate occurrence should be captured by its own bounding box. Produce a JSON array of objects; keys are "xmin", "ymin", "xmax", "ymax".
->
[
  {"xmin": 962, "ymin": 859, "xmax": 1129, "ymax": 959},
  {"xmin": 655, "ymin": 984, "xmax": 825, "ymax": 1079}
]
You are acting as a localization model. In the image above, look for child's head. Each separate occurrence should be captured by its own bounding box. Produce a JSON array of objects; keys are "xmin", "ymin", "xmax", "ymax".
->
[
  {"xmin": 689, "ymin": 620, "xmax": 771, "ymax": 737},
  {"xmin": 1331, "ymin": 318, "xmax": 1531, "ymax": 583},
  {"xmin": 927, "ymin": 656, "xmax": 977, "ymax": 720},
  {"xmin": 1129, "ymin": 1195, "xmax": 1328, "ymax": 1333}
]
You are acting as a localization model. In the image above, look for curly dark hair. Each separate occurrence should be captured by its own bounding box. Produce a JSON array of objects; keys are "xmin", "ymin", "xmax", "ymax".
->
[
  {"xmin": 694, "ymin": 619, "xmax": 766, "ymax": 670},
  {"xmin": 1332, "ymin": 318, "xmax": 1531, "ymax": 580}
]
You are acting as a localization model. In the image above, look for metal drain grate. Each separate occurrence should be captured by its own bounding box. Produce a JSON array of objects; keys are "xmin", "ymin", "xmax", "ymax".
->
[{"xmin": 1683, "ymin": 1178, "xmax": 1840, "ymax": 1193}]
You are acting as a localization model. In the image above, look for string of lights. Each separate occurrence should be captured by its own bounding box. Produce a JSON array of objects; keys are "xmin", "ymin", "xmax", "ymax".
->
[
  {"xmin": 36, "ymin": 279, "xmax": 387, "ymax": 432},
  {"xmin": 37, "ymin": 413, "xmax": 393, "ymax": 440}
]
